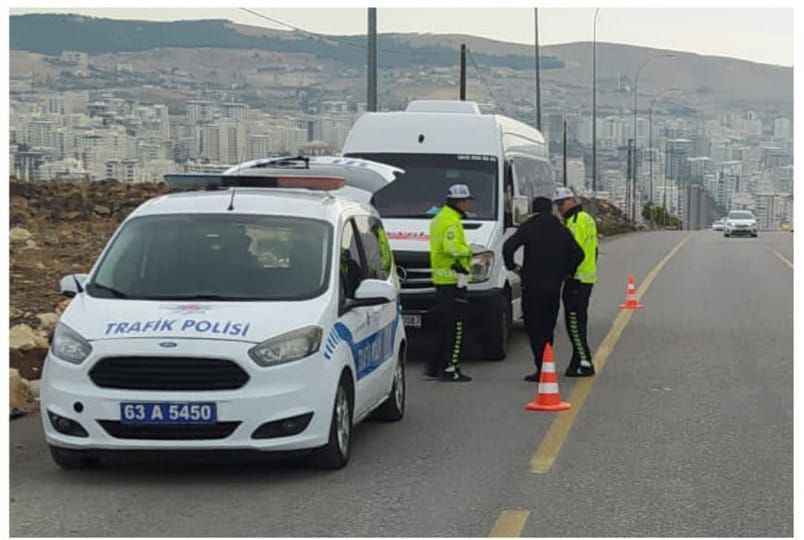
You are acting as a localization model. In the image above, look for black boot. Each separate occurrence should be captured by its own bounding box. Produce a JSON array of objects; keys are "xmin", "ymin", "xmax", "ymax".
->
[
  {"xmin": 565, "ymin": 362, "xmax": 595, "ymax": 377},
  {"xmin": 440, "ymin": 367, "xmax": 472, "ymax": 382}
]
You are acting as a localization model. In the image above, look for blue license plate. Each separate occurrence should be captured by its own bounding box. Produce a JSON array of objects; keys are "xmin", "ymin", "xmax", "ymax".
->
[{"xmin": 120, "ymin": 402, "xmax": 217, "ymax": 425}]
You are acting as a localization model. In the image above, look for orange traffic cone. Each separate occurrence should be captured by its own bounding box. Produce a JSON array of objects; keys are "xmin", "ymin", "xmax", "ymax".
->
[
  {"xmin": 525, "ymin": 343, "xmax": 571, "ymax": 412},
  {"xmin": 619, "ymin": 274, "xmax": 644, "ymax": 310}
]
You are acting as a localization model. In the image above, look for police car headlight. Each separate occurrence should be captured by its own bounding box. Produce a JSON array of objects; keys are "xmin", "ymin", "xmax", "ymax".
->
[
  {"xmin": 249, "ymin": 326, "xmax": 323, "ymax": 367},
  {"xmin": 470, "ymin": 251, "xmax": 495, "ymax": 283},
  {"xmin": 51, "ymin": 323, "xmax": 93, "ymax": 365}
]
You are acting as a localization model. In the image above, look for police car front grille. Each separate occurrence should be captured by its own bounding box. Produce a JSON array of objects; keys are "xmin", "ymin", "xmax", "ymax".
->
[
  {"xmin": 89, "ymin": 357, "xmax": 250, "ymax": 391},
  {"xmin": 98, "ymin": 420, "xmax": 241, "ymax": 440}
]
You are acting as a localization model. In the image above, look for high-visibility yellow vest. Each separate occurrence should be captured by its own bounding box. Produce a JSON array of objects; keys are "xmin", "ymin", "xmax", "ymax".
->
[
  {"xmin": 429, "ymin": 205, "xmax": 472, "ymax": 286},
  {"xmin": 565, "ymin": 209, "xmax": 598, "ymax": 284}
]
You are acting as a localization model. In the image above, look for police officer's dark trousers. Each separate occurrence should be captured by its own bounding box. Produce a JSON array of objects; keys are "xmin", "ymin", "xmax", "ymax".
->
[
  {"xmin": 562, "ymin": 278, "xmax": 595, "ymax": 375},
  {"xmin": 522, "ymin": 288, "xmax": 561, "ymax": 375},
  {"xmin": 429, "ymin": 285, "xmax": 467, "ymax": 376}
]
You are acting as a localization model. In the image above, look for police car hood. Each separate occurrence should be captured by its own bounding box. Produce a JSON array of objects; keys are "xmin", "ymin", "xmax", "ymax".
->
[
  {"xmin": 381, "ymin": 218, "xmax": 497, "ymax": 253},
  {"xmin": 61, "ymin": 295, "xmax": 326, "ymax": 344}
]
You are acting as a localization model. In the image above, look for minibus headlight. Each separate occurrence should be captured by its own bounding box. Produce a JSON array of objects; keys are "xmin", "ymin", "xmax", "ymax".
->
[
  {"xmin": 249, "ymin": 326, "xmax": 323, "ymax": 367},
  {"xmin": 469, "ymin": 251, "xmax": 495, "ymax": 283},
  {"xmin": 51, "ymin": 323, "xmax": 93, "ymax": 365}
]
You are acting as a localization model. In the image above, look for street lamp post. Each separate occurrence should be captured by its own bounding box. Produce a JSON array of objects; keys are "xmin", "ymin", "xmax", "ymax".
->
[
  {"xmin": 632, "ymin": 53, "xmax": 676, "ymax": 222},
  {"xmin": 592, "ymin": 8, "xmax": 600, "ymax": 196}
]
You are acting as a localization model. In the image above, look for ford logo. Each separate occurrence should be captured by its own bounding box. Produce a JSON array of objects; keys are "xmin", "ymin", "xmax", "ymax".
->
[{"xmin": 158, "ymin": 342, "xmax": 178, "ymax": 349}]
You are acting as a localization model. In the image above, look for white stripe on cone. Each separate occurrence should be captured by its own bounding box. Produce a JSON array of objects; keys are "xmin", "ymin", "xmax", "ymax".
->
[
  {"xmin": 542, "ymin": 363, "xmax": 556, "ymax": 373},
  {"xmin": 538, "ymin": 382, "xmax": 559, "ymax": 394}
]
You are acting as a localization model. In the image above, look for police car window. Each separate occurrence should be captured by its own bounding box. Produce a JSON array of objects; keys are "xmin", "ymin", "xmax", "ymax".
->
[
  {"xmin": 355, "ymin": 215, "xmax": 390, "ymax": 280},
  {"xmin": 88, "ymin": 214, "xmax": 332, "ymax": 301},
  {"xmin": 340, "ymin": 220, "xmax": 364, "ymax": 299}
]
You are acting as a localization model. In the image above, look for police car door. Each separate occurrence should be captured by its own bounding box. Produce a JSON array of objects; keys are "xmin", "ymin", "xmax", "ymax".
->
[
  {"xmin": 336, "ymin": 218, "xmax": 376, "ymax": 418},
  {"xmin": 353, "ymin": 214, "xmax": 398, "ymax": 407}
]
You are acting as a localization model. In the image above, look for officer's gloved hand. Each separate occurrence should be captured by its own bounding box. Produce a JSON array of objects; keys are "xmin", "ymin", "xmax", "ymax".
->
[{"xmin": 452, "ymin": 263, "xmax": 469, "ymax": 275}]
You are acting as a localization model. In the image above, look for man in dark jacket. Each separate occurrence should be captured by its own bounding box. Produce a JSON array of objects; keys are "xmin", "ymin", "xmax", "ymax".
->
[{"xmin": 503, "ymin": 197, "xmax": 584, "ymax": 381}]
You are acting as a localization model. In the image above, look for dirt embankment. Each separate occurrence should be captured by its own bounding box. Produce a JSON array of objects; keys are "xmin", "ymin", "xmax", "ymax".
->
[{"xmin": 9, "ymin": 180, "xmax": 168, "ymax": 384}]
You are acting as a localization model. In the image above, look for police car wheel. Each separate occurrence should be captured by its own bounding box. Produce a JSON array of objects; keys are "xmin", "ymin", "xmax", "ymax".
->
[
  {"xmin": 314, "ymin": 376, "xmax": 353, "ymax": 470},
  {"xmin": 49, "ymin": 445, "xmax": 98, "ymax": 470},
  {"xmin": 372, "ymin": 349, "xmax": 406, "ymax": 422}
]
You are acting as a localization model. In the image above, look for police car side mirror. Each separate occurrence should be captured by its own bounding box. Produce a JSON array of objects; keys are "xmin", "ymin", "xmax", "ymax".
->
[
  {"xmin": 347, "ymin": 279, "xmax": 397, "ymax": 309},
  {"xmin": 59, "ymin": 274, "xmax": 88, "ymax": 298},
  {"xmin": 513, "ymin": 196, "xmax": 530, "ymax": 226}
]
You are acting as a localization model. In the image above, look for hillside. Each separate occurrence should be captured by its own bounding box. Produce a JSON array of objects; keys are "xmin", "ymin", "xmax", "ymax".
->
[
  {"xmin": 9, "ymin": 14, "xmax": 563, "ymax": 71},
  {"xmin": 10, "ymin": 14, "xmax": 793, "ymax": 108}
]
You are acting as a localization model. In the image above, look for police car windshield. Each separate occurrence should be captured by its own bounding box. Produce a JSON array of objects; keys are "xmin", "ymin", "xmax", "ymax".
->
[
  {"xmin": 88, "ymin": 214, "xmax": 332, "ymax": 301},
  {"xmin": 728, "ymin": 211, "xmax": 754, "ymax": 220},
  {"xmin": 348, "ymin": 153, "xmax": 498, "ymax": 220}
]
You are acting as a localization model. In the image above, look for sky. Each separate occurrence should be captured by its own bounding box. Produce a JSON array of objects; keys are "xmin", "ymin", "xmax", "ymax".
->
[{"xmin": 10, "ymin": 7, "xmax": 794, "ymax": 67}]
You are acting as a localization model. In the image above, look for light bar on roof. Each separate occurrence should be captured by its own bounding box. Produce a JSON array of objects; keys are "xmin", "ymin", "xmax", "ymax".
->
[{"xmin": 163, "ymin": 174, "xmax": 345, "ymax": 191}]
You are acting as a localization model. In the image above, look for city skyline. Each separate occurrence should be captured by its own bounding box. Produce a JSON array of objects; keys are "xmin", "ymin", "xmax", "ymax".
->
[{"xmin": 11, "ymin": 7, "xmax": 795, "ymax": 67}]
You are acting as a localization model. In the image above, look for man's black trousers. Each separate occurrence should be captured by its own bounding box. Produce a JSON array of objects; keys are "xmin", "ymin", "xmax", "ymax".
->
[
  {"xmin": 562, "ymin": 278, "xmax": 595, "ymax": 373},
  {"xmin": 521, "ymin": 288, "xmax": 561, "ymax": 374},
  {"xmin": 429, "ymin": 285, "xmax": 467, "ymax": 376}
]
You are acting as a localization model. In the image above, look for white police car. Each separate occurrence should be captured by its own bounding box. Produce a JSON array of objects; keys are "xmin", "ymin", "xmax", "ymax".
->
[{"xmin": 42, "ymin": 156, "xmax": 406, "ymax": 470}]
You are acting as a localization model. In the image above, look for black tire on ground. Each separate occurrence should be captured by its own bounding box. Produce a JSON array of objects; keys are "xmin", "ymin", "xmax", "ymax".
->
[
  {"xmin": 49, "ymin": 445, "xmax": 97, "ymax": 470},
  {"xmin": 484, "ymin": 289, "xmax": 512, "ymax": 361},
  {"xmin": 372, "ymin": 348, "xmax": 405, "ymax": 422},
  {"xmin": 313, "ymin": 374, "xmax": 353, "ymax": 470}
]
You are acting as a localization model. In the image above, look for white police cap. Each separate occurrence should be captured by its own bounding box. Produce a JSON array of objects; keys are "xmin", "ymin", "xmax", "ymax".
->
[
  {"xmin": 447, "ymin": 184, "xmax": 474, "ymax": 199},
  {"xmin": 553, "ymin": 186, "xmax": 576, "ymax": 202}
]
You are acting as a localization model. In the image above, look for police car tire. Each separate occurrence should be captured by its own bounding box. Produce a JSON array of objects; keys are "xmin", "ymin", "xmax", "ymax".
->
[
  {"xmin": 485, "ymin": 291, "xmax": 511, "ymax": 361},
  {"xmin": 372, "ymin": 350, "xmax": 406, "ymax": 422},
  {"xmin": 314, "ymin": 375, "xmax": 353, "ymax": 470},
  {"xmin": 49, "ymin": 445, "xmax": 97, "ymax": 470}
]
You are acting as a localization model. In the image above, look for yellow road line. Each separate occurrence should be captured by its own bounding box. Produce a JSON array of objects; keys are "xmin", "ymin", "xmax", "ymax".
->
[
  {"xmin": 769, "ymin": 248, "xmax": 793, "ymax": 270},
  {"xmin": 489, "ymin": 510, "xmax": 530, "ymax": 537},
  {"xmin": 529, "ymin": 234, "xmax": 691, "ymax": 474}
]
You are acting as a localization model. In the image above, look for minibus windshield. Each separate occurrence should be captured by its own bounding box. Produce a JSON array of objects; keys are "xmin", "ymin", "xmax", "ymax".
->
[{"xmin": 350, "ymin": 153, "xmax": 498, "ymax": 220}]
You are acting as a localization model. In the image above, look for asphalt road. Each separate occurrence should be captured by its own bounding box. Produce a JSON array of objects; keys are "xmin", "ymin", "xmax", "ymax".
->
[{"xmin": 10, "ymin": 231, "xmax": 793, "ymax": 537}]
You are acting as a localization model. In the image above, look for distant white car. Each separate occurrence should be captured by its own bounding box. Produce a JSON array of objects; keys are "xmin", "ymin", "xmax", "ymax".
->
[
  {"xmin": 711, "ymin": 219, "xmax": 725, "ymax": 231},
  {"xmin": 724, "ymin": 211, "xmax": 758, "ymax": 238}
]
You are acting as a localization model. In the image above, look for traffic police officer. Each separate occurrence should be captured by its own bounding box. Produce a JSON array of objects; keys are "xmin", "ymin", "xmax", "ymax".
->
[
  {"xmin": 554, "ymin": 187, "xmax": 598, "ymax": 377},
  {"xmin": 503, "ymin": 196, "xmax": 584, "ymax": 381},
  {"xmin": 427, "ymin": 184, "xmax": 474, "ymax": 382}
]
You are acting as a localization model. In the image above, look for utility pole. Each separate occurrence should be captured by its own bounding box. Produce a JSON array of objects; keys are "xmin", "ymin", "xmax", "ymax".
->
[
  {"xmin": 632, "ymin": 146, "xmax": 638, "ymax": 224},
  {"xmin": 460, "ymin": 44, "xmax": 467, "ymax": 101},
  {"xmin": 626, "ymin": 138, "xmax": 633, "ymax": 223},
  {"xmin": 563, "ymin": 117, "xmax": 568, "ymax": 186},
  {"xmin": 534, "ymin": 8, "xmax": 541, "ymax": 131},
  {"xmin": 592, "ymin": 8, "xmax": 600, "ymax": 195},
  {"xmin": 367, "ymin": 8, "xmax": 377, "ymax": 112}
]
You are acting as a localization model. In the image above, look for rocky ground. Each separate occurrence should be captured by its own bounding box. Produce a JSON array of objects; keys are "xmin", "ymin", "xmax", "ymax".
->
[
  {"xmin": 7, "ymin": 179, "xmax": 632, "ymax": 410},
  {"xmin": 9, "ymin": 180, "xmax": 169, "ymax": 397}
]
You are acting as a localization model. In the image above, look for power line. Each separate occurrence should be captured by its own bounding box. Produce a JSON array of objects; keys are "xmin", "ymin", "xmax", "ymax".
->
[
  {"xmin": 465, "ymin": 49, "xmax": 501, "ymax": 108},
  {"xmin": 238, "ymin": 8, "xmax": 408, "ymax": 56}
]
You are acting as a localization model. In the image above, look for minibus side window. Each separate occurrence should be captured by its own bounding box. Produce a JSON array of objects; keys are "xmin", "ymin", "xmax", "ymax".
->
[{"xmin": 504, "ymin": 160, "xmax": 515, "ymax": 228}]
